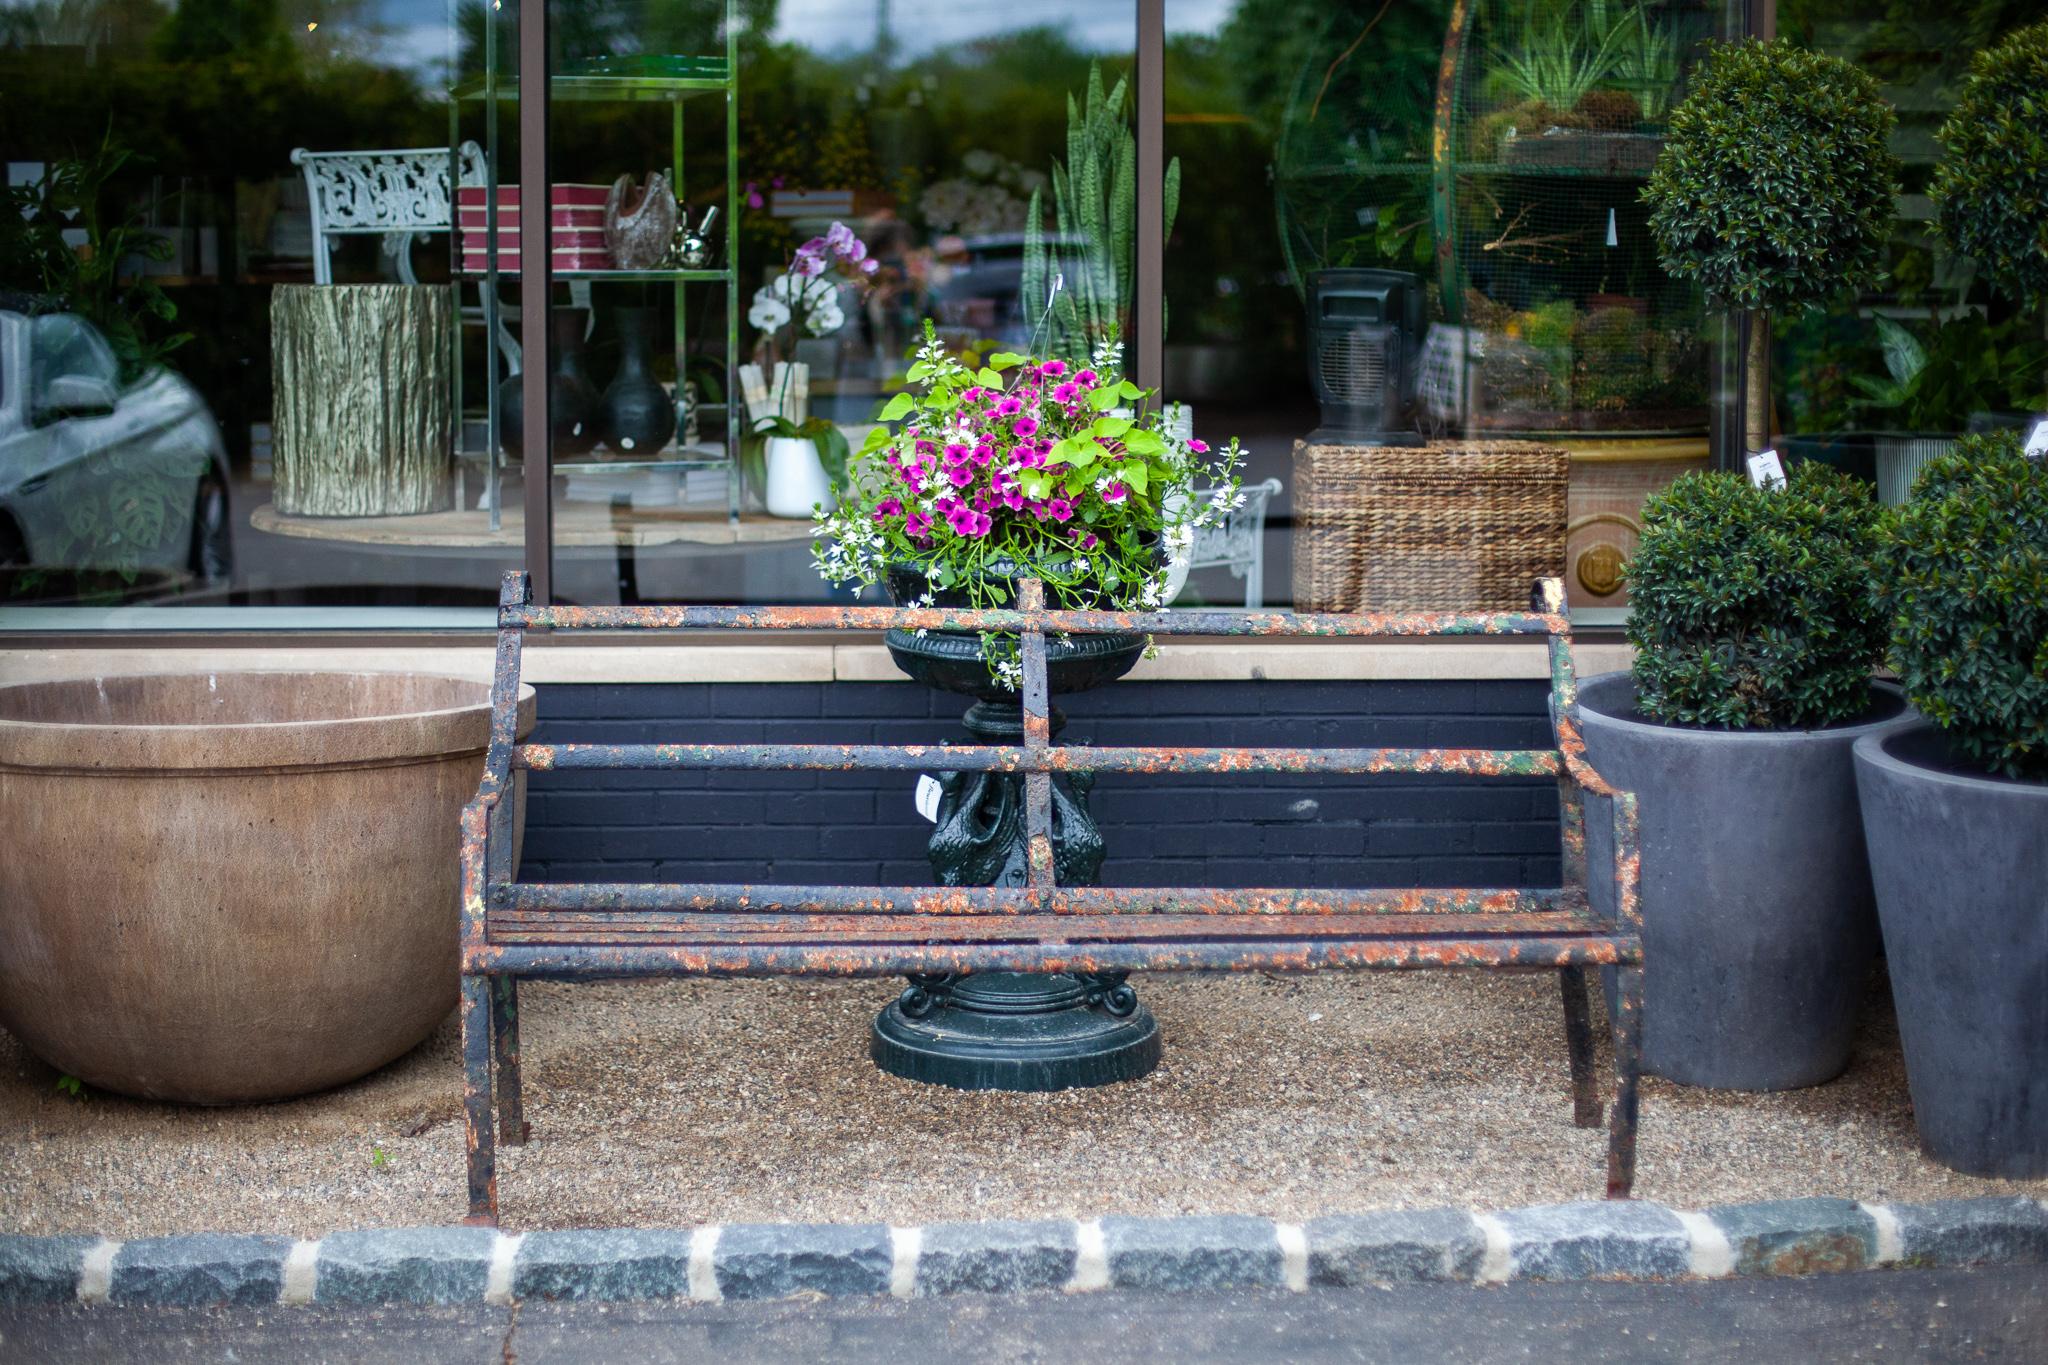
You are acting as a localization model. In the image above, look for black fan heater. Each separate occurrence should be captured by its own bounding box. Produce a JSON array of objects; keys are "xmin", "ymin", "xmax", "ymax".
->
[{"xmin": 1306, "ymin": 268, "xmax": 1425, "ymax": 445}]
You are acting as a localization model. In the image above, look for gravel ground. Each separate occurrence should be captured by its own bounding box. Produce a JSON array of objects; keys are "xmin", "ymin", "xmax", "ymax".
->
[{"xmin": 2, "ymin": 971, "xmax": 2039, "ymax": 1236}]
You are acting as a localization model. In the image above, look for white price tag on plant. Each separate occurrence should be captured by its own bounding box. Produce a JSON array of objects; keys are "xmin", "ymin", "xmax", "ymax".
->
[
  {"xmin": 2025, "ymin": 419, "xmax": 2048, "ymax": 460},
  {"xmin": 1746, "ymin": 448, "xmax": 1787, "ymax": 491},
  {"xmin": 914, "ymin": 774, "xmax": 942, "ymax": 823}
]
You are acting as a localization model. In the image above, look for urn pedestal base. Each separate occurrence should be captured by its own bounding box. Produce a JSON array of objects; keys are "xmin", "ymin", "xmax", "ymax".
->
[
  {"xmin": 871, "ymin": 970, "xmax": 1161, "ymax": 1091},
  {"xmin": 867, "ymin": 675, "xmax": 1161, "ymax": 1092}
]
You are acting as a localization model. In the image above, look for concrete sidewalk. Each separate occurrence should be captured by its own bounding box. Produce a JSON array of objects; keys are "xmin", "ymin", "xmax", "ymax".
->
[{"xmin": 5, "ymin": 1266, "xmax": 2044, "ymax": 1364}]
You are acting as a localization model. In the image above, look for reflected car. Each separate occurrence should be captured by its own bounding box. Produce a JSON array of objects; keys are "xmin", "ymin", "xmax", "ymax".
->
[
  {"xmin": 934, "ymin": 233, "xmax": 1092, "ymax": 347},
  {"xmin": 0, "ymin": 310, "xmax": 230, "ymax": 599}
]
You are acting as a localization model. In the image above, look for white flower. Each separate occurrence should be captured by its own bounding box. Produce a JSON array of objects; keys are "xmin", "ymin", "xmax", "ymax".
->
[
  {"xmin": 748, "ymin": 293, "xmax": 791, "ymax": 331},
  {"xmin": 807, "ymin": 302, "xmax": 845, "ymax": 336}
]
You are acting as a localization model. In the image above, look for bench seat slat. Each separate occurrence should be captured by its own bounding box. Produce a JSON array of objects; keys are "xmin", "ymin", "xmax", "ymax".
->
[
  {"xmin": 483, "ymin": 909, "xmax": 1607, "ymax": 944},
  {"xmin": 468, "ymin": 935, "xmax": 1640, "ymax": 977},
  {"xmin": 498, "ymin": 883, "xmax": 1579, "ymax": 917}
]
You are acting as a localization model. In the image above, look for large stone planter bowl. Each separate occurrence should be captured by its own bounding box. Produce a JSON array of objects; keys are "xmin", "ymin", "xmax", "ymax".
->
[
  {"xmin": 0, "ymin": 671, "xmax": 535, "ymax": 1104},
  {"xmin": 1854, "ymin": 723, "xmax": 2048, "ymax": 1177},
  {"xmin": 1577, "ymin": 673, "xmax": 1907, "ymax": 1090}
]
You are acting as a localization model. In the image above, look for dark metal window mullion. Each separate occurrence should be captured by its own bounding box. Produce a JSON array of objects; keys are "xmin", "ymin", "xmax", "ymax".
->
[
  {"xmin": 518, "ymin": 0, "xmax": 553, "ymax": 603},
  {"xmin": 1133, "ymin": 0, "xmax": 1164, "ymax": 391}
]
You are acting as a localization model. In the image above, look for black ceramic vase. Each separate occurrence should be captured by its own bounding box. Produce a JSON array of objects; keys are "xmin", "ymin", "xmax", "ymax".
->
[
  {"xmin": 499, "ymin": 308, "xmax": 600, "ymax": 458},
  {"xmin": 597, "ymin": 306, "xmax": 676, "ymax": 456}
]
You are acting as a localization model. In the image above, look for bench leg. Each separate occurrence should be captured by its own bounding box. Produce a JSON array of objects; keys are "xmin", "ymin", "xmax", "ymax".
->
[
  {"xmin": 1605, "ymin": 965, "xmax": 1644, "ymax": 1200},
  {"xmin": 1559, "ymin": 966, "xmax": 1603, "ymax": 1128},
  {"xmin": 461, "ymin": 973, "xmax": 499, "ymax": 1226},
  {"xmin": 491, "ymin": 976, "xmax": 531, "ymax": 1146}
]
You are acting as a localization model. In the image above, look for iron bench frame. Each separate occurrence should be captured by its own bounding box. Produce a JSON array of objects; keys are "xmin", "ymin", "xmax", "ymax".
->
[{"xmin": 458, "ymin": 570, "xmax": 1645, "ymax": 1225}]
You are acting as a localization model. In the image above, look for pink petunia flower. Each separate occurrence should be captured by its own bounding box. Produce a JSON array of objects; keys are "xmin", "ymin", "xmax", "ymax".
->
[
  {"xmin": 875, "ymin": 497, "xmax": 903, "ymax": 518},
  {"xmin": 996, "ymin": 397, "xmax": 1024, "ymax": 417},
  {"xmin": 948, "ymin": 464, "xmax": 974, "ymax": 488},
  {"xmin": 1101, "ymin": 482, "xmax": 1128, "ymax": 504},
  {"xmin": 905, "ymin": 513, "xmax": 933, "ymax": 538},
  {"xmin": 1038, "ymin": 360, "xmax": 1067, "ymax": 378},
  {"xmin": 1189, "ymin": 438, "xmax": 1209, "ymax": 454},
  {"xmin": 1047, "ymin": 498, "xmax": 1073, "ymax": 522},
  {"xmin": 1051, "ymin": 382, "xmax": 1079, "ymax": 404},
  {"xmin": 1012, "ymin": 416, "xmax": 1039, "ymax": 438},
  {"xmin": 971, "ymin": 443, "xmax": 995, "ymax": 465},
  {"xmin": 1075, "ymin": 369, "xmax": 1099, "ymax": 387},
  {"xmin": 1078, "ymin": 532, "xmax": 1100, "ymax": 550}
]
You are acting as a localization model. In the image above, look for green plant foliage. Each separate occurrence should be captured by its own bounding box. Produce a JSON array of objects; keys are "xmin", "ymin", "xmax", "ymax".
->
[
  {"xmin": 1849, "ymin": 313, "xmax": 2048, "ymax": 432},
  {"xmin": 1930, "ymin": 19, "xmax": 2048, "ymax": 307},
  {"xmin": 1625, "ymin": 463, "xmax": 1886, "ymax": 729},
  {"xmin": 1643, "ymin": 39, "xmax": 1900, "ymax": 313},
  {"xmin": 1878, "ymin": 431, "xmax": 2048, "ymax": 780},
  {"xmin": 0, "ymin": 130, "xmax": 191, "ymax": 383},
  {"xmin": 1019, "ymin": 63, "xmax": 1181, "ymax": 362},
  {"xmin": 1490, "ymin": 0, "xmax": 1634, "ymax": 114}
]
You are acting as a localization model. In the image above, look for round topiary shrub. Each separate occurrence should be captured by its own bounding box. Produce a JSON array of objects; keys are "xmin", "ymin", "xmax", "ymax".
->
[
  {"xmin": 1624, "ymin": 463, "xmax": 1885, "ymax": 729},
  {"xmin": 1643, "ymin": 39, "xmax": 1900, "ymax": 451},
  {"xmin": 1878, "ymin": 431, "xmax": 2048, "ymax": 779},
  {"xmin": 1931, "ymin": 20, "xmax": 2048, "ymax": 307}
]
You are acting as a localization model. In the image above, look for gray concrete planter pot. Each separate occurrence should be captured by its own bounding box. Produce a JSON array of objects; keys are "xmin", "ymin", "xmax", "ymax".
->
[
  {"xmin": 1854, "ymin": 723, "xmax": 2048, "ymax": 1177},
  {"xmin": 1576, "ymin": 673, "xmax": 1907, "ymax": 1090}
]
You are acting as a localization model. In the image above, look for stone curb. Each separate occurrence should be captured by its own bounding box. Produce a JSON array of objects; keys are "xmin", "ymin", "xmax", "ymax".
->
[{"xmin": 4, "ymin": 1197, "xmax": 2044, "ymax": 1308}]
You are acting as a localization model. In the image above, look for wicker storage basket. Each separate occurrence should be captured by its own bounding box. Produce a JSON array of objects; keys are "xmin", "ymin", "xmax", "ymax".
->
[{"xmin": 1291, "ymin": 439, "xmax": 1568, "ymax": 612}]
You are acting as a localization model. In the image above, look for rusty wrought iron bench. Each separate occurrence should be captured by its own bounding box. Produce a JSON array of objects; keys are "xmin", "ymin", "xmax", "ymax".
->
[{"xmin": 457, "ymin": 570, "xmax": 1644, "ymax": 1224}]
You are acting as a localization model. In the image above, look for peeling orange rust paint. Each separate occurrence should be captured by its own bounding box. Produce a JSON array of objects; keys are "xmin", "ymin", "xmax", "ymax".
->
[{"xmin": 513, "ymin": 742, "xmax": 1563, "ymax": 777}]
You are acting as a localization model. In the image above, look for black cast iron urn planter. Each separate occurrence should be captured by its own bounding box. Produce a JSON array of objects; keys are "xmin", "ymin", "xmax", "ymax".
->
[{"xmin": 870, "ymin": 564, "xmax": 1162, "ymax": 1091}]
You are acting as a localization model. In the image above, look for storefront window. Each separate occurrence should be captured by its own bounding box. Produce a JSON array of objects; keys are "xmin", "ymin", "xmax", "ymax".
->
[
  {"xmin": 4, "ymin": 0, "xmax": 1771, "ymax": 624},
  {"xmin": 1, "ymin": 0, "xmax": 521, "ymax": 614},
  {"xmin": 1774, "ymin": 3, "xmax": 2045, "ymax": 503},
  {"xmin": 1164, "ymin": 0, "xmax": 1733, "ymax": 614},
  {"xmin": 542, "ymin": 1, "xmax": 1137, "ymax": 605}
]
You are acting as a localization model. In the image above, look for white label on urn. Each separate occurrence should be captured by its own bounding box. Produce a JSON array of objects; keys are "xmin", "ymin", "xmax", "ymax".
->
[
  {"xmin": 1746, "ymin": 448, "xmax": 1786, "ymax": 491},
  {"xmin": 2025, "ymin": 418, "xmax": 2048, "ymax": 460},
  {"xmin": 915, "ymin": 774, "xmax": 942, "ymax": 823}
]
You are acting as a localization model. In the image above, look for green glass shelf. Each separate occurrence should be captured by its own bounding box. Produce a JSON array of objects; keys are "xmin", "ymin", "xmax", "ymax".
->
[
  {"xmin": 453, "ymin": 73, "xmax": 730, "ymax": 103},
  {"xmin": 457, "ymin": 268, "xmax": 732, "ymax": 283}
]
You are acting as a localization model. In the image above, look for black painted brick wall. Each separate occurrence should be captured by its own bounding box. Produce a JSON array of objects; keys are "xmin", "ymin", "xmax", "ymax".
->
[{"xmin": 518, "ymin": 680, "xmax": 1563, "ymax": 889}]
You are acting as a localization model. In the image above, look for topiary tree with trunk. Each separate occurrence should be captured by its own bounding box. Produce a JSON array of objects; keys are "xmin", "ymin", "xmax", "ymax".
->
[
  {"xmin": 1642, "ymin": 39, "xmax": 1900, "ymax": 453},
  {"xmin": 1931, "ymin": 19, "xmax": 2048, "ymax": 308}
]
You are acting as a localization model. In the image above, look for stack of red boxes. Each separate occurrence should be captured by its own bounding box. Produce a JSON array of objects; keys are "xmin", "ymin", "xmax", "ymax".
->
[{"xmin": 456, "ymin": 184, "xmax": 615, "ymax": 273}]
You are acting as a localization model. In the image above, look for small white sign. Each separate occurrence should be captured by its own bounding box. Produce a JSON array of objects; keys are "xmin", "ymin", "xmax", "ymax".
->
[
  {"xmin": 914, "ymin": 774, "xmax": 942, "ymax": 823},
  {"xmin": 2025, "ymin": 418, "xmax": 2048, "ymax": 461},
  {"xmin": 1746, "ymin": 448, "xmax": 1787, "ymax": 491}
]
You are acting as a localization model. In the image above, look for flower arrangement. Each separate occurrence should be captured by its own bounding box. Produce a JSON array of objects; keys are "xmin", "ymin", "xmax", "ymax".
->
[
  {"xmin": 747, "ymin": 221, "xmax": 876, "ymax": 355},
  {"xmin": 743, "ymin": 224, "xmax": 879, "ymax": 496},
  {"xmin": 814, "ymin": 325, "xmax": 1244, "ymax": 686}
]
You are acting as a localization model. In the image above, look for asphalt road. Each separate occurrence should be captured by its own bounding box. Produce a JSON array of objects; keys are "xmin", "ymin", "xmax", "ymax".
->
[{"xmin": 2, "ymin": 1266, "xmax": 2042, "ymax": 1364}]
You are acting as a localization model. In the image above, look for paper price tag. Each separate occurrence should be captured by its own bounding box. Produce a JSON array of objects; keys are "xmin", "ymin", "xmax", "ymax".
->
[
  {"xmin": 1746, "ymin": 448, "xmax": 1787, "ymax": 491},
  {"xmin": 2025, "ymin": 418, "xmax": 2048, "ymax": 461},
  {"xmin": 914, "ymin": 774, "xmax": 942, "ymax": 823}
]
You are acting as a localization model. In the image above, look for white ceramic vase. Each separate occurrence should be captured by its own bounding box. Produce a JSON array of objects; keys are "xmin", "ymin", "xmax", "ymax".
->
[{"xmin": 764, "ymin": 435, "xmax": 835, "ymax": 518}]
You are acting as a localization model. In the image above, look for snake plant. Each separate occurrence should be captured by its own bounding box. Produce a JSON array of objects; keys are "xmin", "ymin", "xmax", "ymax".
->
[{"xmin": 1019, "ymin": 63, "xmax": 1180, "ymax": 364}]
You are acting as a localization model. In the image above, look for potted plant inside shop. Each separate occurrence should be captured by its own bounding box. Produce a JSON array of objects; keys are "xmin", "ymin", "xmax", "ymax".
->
[
  {"xmin": 1575, "ymin": 464, "xmax": 1902, "ymax": 1089},
  {"xmin": 1909, "ymin": 20, "xmax": 2048, "ymax": 454},
  {"xmin": 743, "ymin": 223, "xmax": 875, "ymax": 517},
  {"xmin": 810, "ymin": 324, "xmax": 1241, "ymax": 1088},
  {"xmin": 1644, "ymin": 38, "xmax": 1900, "ymax": 455},
  {"xmin": 1856, "ymin": 431, "xmax": 2048, "ymax": 1177}
]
